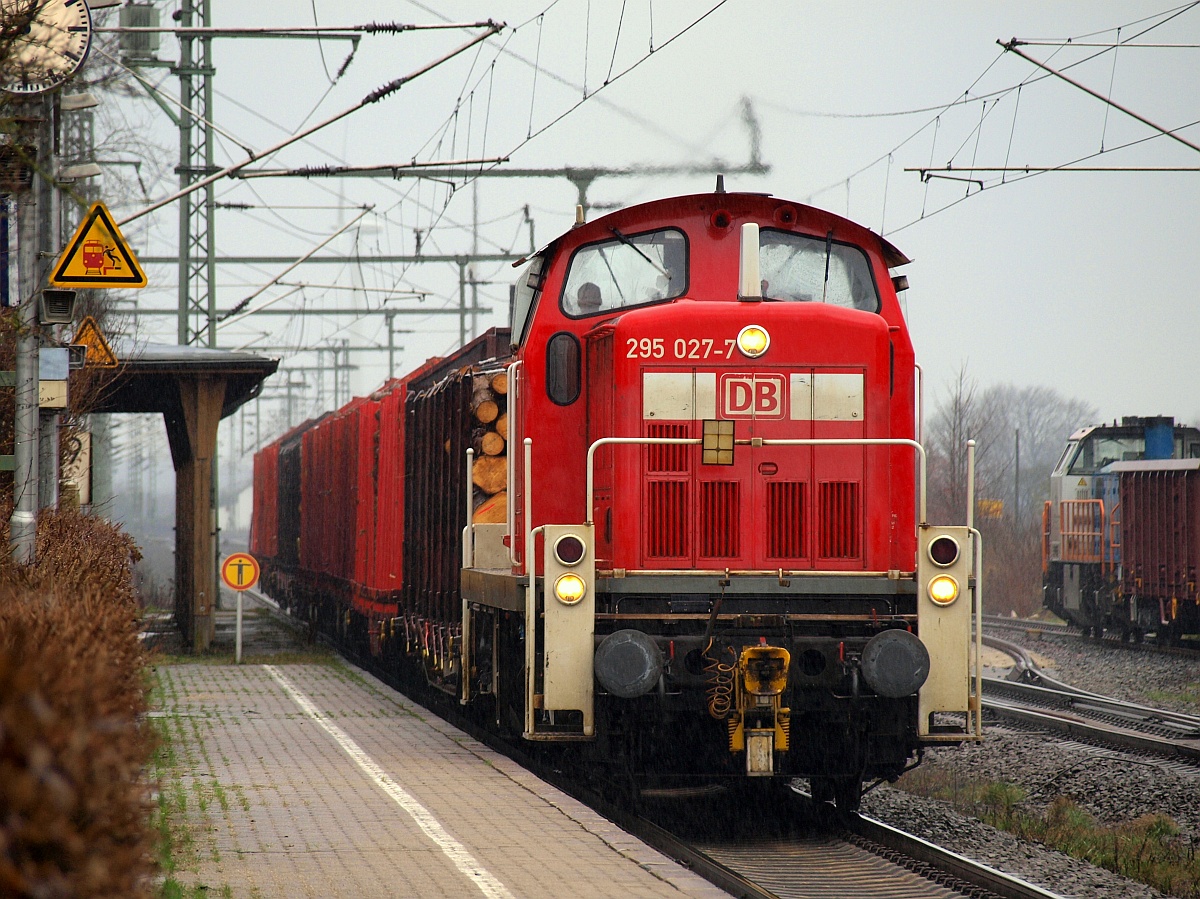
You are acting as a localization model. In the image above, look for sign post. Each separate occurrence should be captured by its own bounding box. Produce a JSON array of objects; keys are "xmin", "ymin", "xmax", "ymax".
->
[{"xmin": 220, "ymin": 552, "xmax": 260, "ymax": 664}]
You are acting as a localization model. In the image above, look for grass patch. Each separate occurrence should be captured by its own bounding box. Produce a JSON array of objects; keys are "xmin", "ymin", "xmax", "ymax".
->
[
  {"xmin": 1145, "ymin": 682, "xmax": 1200, "ymax": 707},
  {"xmin": 150, "ymin": 713, "xmax": 196, "ymax": 898},
  {"xmin": 898, "ymin": 766, "xmax": 1200, "ymax": 897},
  {"xmin": 150, "ymin": 670, "xmax": 240, "ymax": 897}
]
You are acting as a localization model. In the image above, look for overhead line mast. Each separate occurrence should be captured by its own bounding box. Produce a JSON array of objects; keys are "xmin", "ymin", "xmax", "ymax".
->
[{"xmin": 120, "ymin": 8, "xmax": 503, "ymax": 347}]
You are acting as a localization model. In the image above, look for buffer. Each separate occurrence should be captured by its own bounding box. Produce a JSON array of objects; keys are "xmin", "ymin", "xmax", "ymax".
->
[{"xmin": 50, "ymin": 202, "xmax": 148, "ymax": 289}]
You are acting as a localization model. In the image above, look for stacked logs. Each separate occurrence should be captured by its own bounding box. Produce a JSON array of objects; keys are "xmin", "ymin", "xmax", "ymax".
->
[{"xmin": 469, "ymin": 369, "xmax": 509, "ymax": 524}]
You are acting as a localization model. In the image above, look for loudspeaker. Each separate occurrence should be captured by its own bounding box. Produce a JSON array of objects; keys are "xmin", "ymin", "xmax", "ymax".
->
[{"xmin": 39, "ymin": 289, "xmax": 77, "ymax": 325}]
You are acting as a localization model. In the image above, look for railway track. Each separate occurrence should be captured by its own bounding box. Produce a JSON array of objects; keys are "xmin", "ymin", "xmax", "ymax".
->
[
  {"xmin": 234, "ymin": 590, "xmax": 1070, "ymax": 899},
  {"xmin": 982, "ymin": 634, "xmax": 1200, "ymax": 764},
  {"xmin": 982, "ymin": 614, "xmax": 1199, "ymax": 657},
  {"xmin": 648, "ymin": 798, "xmax": 1067, "ymax": 899}
]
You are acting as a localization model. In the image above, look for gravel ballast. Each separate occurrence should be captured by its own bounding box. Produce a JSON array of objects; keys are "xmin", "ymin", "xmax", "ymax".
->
[{"xmin": 860, "ymin": 631, "xmax": 1200, "ymax": 899}]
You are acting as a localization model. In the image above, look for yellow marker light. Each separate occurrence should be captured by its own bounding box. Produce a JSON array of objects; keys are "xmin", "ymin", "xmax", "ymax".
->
[
  {"xmin": 737, "ymin": 324, "xmax": 770, "ymax": 358},
  {"xmin": 928, "ymin": 574, "xmax": 959, "ymax": 605},
  {"xmin": 554, "ymin": 572, "xmax": 587, "ymax": 605}
]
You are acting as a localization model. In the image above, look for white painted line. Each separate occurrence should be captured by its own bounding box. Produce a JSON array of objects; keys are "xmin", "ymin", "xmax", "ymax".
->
[{"xmin": 263, "ymin": 665, "xmax": 515, "ymax": 899}]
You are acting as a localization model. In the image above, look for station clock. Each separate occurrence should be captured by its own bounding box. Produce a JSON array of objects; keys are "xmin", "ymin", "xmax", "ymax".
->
[{"xmin": 0, "ymin": 0, "xmax": 94, "ymax": 95}]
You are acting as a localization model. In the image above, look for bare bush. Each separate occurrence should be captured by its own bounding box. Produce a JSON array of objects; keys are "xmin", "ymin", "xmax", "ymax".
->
[{"xmin": 0, "ymin": 508, "xmax": 156, "ymax": 898}]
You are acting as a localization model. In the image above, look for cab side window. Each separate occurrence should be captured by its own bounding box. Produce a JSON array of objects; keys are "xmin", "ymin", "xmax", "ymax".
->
[{"xmin": 546, "ymin": 331, "xmax": 581, "ymax": 405}]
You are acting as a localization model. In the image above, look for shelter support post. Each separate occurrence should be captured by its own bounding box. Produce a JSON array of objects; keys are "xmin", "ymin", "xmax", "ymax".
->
[{"xmin": 166, "ymin": 375, "xmax": 225, "ymax": 652}]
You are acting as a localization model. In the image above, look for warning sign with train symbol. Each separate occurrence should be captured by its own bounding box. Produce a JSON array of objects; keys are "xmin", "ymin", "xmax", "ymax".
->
[{"xmin": 50, "ymin": 202, "xmax": 148, "ymax": 289}]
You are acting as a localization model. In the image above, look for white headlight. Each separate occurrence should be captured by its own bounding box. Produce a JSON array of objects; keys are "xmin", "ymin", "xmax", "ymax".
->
[
  {"xmin": 737, "ymin": 325, "xmax": 770, "ymax": 358},
  {"xmin": 554, "ymin": 572, "xmax": 586, "ymax": 605},
  {"xmin": 928, "ymin": 574, "xmax": 959, "ymax": 605}
]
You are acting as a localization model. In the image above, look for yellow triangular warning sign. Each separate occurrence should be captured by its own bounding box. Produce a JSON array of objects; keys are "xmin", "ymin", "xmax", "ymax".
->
[
  {"xmin": 50, "ymin": 202, "xmax": 147, "ymax": 289},
  {"xmin": 71, "ymin": 316, "xmax": 119, "ymax": 368}
]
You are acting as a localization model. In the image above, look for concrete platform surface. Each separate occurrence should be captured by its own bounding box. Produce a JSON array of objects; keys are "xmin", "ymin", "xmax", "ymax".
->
[{"xmin": 154, "ymin": 659, "xmax": 731, "ymax": 898}]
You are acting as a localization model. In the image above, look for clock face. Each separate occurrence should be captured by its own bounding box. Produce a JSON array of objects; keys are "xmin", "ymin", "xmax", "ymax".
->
[{"xmin": 0, "ymin": 0, "xmax": 94, "ymax": 95}]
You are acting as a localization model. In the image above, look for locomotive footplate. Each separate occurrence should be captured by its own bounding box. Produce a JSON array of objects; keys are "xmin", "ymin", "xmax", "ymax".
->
[
  {"xmin": 461, "ymin": 567, "xmax": 919, "ymax": 610},
  {"xmin": 460, "ymin": 566, "xmax": 961, "ymax": 772}
]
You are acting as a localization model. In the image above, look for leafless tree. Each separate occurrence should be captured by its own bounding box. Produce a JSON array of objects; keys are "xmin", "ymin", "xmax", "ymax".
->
[
  {"xmin": 925, "ymin": 366, "xmax": 1098, "ymax": 615},
  {"xmin": 926, "ymin": 363, "xmax": 1005, "ymax": 523}
]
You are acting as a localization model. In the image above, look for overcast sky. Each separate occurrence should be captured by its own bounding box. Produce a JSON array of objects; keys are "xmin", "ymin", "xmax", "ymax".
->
[{"xmin": 104, "ymin": 1, "xmax": 1200, "ymax": 433}]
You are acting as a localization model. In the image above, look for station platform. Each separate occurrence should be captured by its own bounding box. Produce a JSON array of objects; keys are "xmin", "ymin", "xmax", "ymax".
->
[{"xmin": 154, "ymin": 594, "xmax": 729, "ymax": 898}]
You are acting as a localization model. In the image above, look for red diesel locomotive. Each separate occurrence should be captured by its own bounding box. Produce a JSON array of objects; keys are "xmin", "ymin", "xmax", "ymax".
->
[{"xmin": 252, "ymin": 184, "xmax": 982, "ymax": 810}]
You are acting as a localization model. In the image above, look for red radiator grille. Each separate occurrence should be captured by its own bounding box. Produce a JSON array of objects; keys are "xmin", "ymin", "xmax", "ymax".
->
[
  {"xmin": 768, "ymin": 481, "xmax": 806, "ymax": 559},
  {"xmin": 699, "ymin": 481, "xmax": 740, "ymax": 558},
  {"xmin": 819, "ymin": 481, "xmax": 860, "ymax": 559},
  {"xmin": 646, "ymin": 422, "xmax": 691, "ymax": 473},
  {"xmin": 646, "ymin": 480, "xmax": 689, "ymax": 558}
]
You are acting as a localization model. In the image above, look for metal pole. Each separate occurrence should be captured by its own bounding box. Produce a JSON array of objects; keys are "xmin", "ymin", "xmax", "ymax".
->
[
  {"xmin": 91, "ymin": 414, "xmax": 110, "ymax": 511},
  {"xmin": 966, "ymin": 439, "xmax": 976, "ymax": 530},
  {"xmin": 457, "ymin": 258, "xmax": 467, "ymax": 347},
  {"xmin": 386, "ymin": 311, "xmax": 395, "ymax": 379},
  {"xmin": 1001, "ymin": 41, "xmax": 1200, "ymax": 157},
  {"xmin": 1014, "ymin": 426, "xmax": 1020, "ymax": 523},
  {"xmin": 202, "ymin": 6, "xmax": 216, "ymax": 347},
  {"xmin": 177, "ymin": 0, "xmax": 194, "ymax": 344},
  {"xmin": 37, "ymin": 92, "xmax": 60, "ymax": 513},
  {"xmin": 38, "ymin": 413, "xmax": 59, "ymax": 510},
  {"xmin": 9, "ymin": 95, "xmax": 53, "ymax": 565}
]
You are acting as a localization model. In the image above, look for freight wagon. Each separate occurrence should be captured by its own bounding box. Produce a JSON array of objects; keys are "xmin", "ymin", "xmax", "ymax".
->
[{"xmin": 1043, "ymin": 416, "xmax": 1200, "ymax": 642}]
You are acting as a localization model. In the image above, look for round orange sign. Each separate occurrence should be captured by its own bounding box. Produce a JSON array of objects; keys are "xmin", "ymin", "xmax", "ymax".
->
[{"xmin": 221, "ymin": 552, "xmax": 260, "ymax": 591}]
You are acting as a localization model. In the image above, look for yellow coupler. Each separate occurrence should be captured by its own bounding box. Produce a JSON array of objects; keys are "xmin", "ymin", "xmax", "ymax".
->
[{"xmin": 727, "ymin": 646, "xmax": 791, "ymax": 774}]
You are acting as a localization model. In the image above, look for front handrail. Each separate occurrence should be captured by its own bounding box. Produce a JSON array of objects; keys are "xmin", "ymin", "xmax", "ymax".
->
[
  {"xmin": 463, "ymin": 447, "xmax": 475, "ymax": 569},
  {"xmin": 523, "ymin": 436, "xmax": 533, "ymax": 576},
  {"xmin": 1041, "ymin": 500, "xmax": 1051, "ymax": 574},
  {"xmin": 1108, "ymin": 502, "xmax": 1121, "ymax": 574},
  {"xmin": 969, "ymin": 524, "xmax": 984, "ymax": 738},
  {"xmin": 506, "ymin": 360, "xmax": 522, "ymax": 567},
  {"xmin": 585, "ymin": 436, "xmax": 929, "ymax": 529},
  {"xmin": 526, "ymin": 523, "xmax": 544, "ymax": 736},
  {"xmin": 914, "ymin": 362, "xmax": 924, "ymax": 447}
]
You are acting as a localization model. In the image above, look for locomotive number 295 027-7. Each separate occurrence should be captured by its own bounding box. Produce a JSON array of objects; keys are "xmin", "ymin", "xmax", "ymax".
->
[{"xmin": 627, "ymin": 337, "xmax": 737, "ymax": 359}]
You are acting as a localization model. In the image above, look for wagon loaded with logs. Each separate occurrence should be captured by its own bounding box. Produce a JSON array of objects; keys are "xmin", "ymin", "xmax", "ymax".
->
[
  {"xmin": 468, "ymin": 370, "xmax": 510, "ymax": 525},
  {"xmin": 399, "ymin": 330, "xmax": 514, "ymax": 682}
]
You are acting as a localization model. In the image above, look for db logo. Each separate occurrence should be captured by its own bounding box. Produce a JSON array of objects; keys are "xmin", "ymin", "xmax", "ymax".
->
[{"xmin": 721, "ymin": 373, "xmax": 786, "ymax": 418}]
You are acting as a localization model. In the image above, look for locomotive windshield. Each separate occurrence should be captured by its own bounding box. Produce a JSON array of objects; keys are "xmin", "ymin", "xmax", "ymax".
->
[
  {"xmin": 561, "ymin": 228, "xmax": 688, "ymax": 317},
  {"xmin": 759, "ymin": 229, "xmax": 879, "ymax": 311},
  {"xmin": 1064, "ymin": 433, "xmax": 1149, "ymax": 474}
]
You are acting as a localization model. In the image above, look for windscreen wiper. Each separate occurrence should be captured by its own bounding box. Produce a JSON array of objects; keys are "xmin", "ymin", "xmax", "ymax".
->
[
  {"xmin": 610, "ymin": 227, "xmax": 670, "ymax": 278},
  {"xmin": 821, "ymin": 229, "xmax": 833, "ymax": 303}
]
